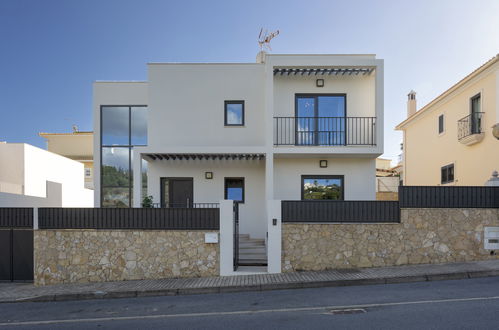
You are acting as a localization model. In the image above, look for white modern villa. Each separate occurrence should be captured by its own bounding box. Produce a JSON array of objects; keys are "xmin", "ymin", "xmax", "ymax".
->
[{"xmin": 93, "ymin": 53, "xmax": 384, "ymax": 249}]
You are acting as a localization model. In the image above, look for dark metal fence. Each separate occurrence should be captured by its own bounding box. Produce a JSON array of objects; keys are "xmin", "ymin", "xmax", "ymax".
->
[
  {"xmin": 0, "ymin": 208, "xmax": 33, "ymax": 228},
  {"xmin": 152, "ymin": 202, "xmax": 220, "ymax": 209},
  {"xmin": 457, "ymin": 112, "xmax": 484, "ymax": 140},
  {"xmin": 399, "ymin": 186, "xmax": 499, "ymax": 208},
  {"xmin": 282, "ymin": 201, "xmax": 400, "ymax": 223},
  {"xmin": 274, "ymin": 117, "xmax": 376, "ymax": 146},
  {"xmin": 38, "ymin": 207, "xmax": 220, "ymax": 230}
]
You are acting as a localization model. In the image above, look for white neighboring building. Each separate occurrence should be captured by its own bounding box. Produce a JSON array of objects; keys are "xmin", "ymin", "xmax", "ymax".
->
[
  {"xmin": 0, "ymin": 142, "xmax": 93, "ymax": 207},
  {"xmin": 93, "ymin": 53, "xmax": 384, "ymax": 239}
]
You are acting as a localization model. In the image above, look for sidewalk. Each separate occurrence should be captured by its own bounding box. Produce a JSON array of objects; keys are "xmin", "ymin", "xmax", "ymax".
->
[{"xmin": 1, "ymin": 260, "xmax": 498, "ymax": 303}]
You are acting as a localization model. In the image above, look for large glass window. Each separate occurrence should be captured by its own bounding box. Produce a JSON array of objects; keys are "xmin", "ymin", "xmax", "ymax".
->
[
  {"xmin": 296, "ymin": 94, "xmax": 346, "ymax": 145},
  {"xmin": 302, "ymin": 175, "xmax": 344, "ymax": 200},
  {"xmin": 101, "ymin": 106, "xmax": 147, "ymax": 207},
  {"xmin": 225, "ymin": 178, "xmax": 244, "ymax": 203},
  {"xmin": 224, "ymin": 101, "xmax": 244, "ymax": 126}
]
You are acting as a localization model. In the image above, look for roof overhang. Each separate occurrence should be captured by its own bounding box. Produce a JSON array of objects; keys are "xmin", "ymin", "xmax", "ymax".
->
[
  {"xmin": 273, "ymin": 67, "xmax": 375, "ymax": 76},
  {"xmin": 145, "ymin": 153, "xmax": 265, "ymax": 161}
]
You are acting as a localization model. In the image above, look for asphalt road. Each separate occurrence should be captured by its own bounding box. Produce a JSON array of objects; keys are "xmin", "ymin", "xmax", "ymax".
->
[{"xmin": 0, "ymin": 277, "xmax": 498, "ymax": 329}]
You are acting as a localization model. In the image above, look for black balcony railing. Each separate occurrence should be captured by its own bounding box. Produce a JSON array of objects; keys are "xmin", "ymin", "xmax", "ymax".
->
[
  {"xmin": 457, "ymin": 112, "xmax": 484, "ymax": 140},
  {"xmin": 274, "ymin": 117, "xmax": 376, "ymax": 146}
]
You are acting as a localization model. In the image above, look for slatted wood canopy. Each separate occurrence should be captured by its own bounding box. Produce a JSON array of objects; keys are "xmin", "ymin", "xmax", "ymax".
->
[
  {"xmin": 145, "ymin": 153, "xmax": 265, "ymax": 161},
  {"xmin": 273, "ymin": 67, "xmax": 374, "ymax": 76}
]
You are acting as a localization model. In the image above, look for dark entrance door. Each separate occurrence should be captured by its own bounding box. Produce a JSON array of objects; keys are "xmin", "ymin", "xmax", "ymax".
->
[{"xmin": 161, "ymin": 178, "xmax": 193, "ymax": 208}]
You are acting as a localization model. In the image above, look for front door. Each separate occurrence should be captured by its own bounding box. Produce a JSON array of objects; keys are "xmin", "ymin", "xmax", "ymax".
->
[{"xmin": 160, "ymin": 178, "xmax": 193, "ymax": 208}]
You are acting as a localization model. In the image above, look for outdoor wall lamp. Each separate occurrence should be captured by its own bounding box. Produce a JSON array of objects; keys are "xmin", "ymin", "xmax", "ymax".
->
[
  {"xmin": 316, "ymin": 79, "xmax": 324, "ymax": 87},
  {"xmin": 205, "ymin": 172, "xmax": 213, "ymax": 179},
  {"xmin": 319, "ymin": 160, "xmax": 328, "ymax": 168}
]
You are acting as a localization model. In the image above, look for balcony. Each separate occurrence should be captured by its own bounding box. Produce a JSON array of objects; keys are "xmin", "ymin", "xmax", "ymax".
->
[
  {"xmin": 273, "ymin": 117, "xmax": 376, "ymax": 146},
  {"xmin": 457, "ymin": 112, "xmax": 484, "ymax": 146}
]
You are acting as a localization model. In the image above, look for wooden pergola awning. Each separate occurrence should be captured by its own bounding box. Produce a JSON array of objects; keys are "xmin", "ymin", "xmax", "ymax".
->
[
  {"xmin": 145, "ymin": 153, "xmax": 265, "ymax": 161},
  {"xmin": 273, "ymin": 67, "xmax": 374, "ymax": 76}
]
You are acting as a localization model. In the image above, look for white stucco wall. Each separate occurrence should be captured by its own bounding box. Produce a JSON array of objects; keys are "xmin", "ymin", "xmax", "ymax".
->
[
  {"xmin": 0, "ymin": 143, "xmax": 93, "ymax": 207},
  {"xmin": 147, "ymin": 64, "xmax": 266, "ymax": 148},
  {"xmin": 0, "ymin": 181, "xmax": 62, "ymax": 207},
  {"xmin": 148, "ymin": 158, "xmax": 266, "ymax": 238},
  {"xmin": 273, "ymin": 157, "xmax": 376, "ymax": 200},
  {"xmin": 273, "ymin": 74, "xmax": 375, "ymax": 118}
]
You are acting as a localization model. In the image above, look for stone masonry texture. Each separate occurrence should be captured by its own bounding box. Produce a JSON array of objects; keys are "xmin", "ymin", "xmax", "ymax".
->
[
  {"xmin": 282, "ymin": 208, "xmax": 499, "ymax": 272},
  {"xmin": 34, "ymin": 230, "xmax": 219, "ymax": 286}
]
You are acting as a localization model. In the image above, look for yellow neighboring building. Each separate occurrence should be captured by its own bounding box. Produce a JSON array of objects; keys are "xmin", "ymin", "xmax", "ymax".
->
[
  {"xmin": 396, "ymin": 55, "xmax": 499, "ymax": 186},
  {"xmin": 39, "ymin": 129, "xmax": 94, "ymax": 190}
]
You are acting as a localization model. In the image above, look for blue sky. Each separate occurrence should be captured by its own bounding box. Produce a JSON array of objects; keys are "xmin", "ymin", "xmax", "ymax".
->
[{"xmin": 1, "ymin": 0, "xmax": 498, "ymax": 164}]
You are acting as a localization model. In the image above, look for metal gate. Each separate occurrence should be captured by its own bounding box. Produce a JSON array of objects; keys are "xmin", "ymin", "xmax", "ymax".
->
[
  {"xmin": 0, "ymin": 208, "xmax": 34, "ymax": 282},
  {"xmin": 0, "ymin": 229, "xmax": 33, "ymax": 282},
  {"xmin": 233, "ymin": 202, "xmax": 239, "ymax": 271}
]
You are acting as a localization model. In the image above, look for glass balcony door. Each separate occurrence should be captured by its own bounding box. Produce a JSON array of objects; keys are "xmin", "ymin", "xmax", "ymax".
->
[{"xmin": 295, "ymin": 94, "xmax": 346, "ymax": 146}]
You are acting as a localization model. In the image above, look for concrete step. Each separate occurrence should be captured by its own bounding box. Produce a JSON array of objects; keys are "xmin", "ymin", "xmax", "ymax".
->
[
  {"xmin": 238, "ymin": 259, "xmax": 268, "ymax": 266},
  {"xmin": 239, "ymin": 239, "xmax": 265, "ymax": 245},
  {"xmin": 239, "ymin": 247, "xmax": 266, "ymax": 254},
  {"xmin": 238, "ymin": 254, "xmax": 267, "ymax": 260}
]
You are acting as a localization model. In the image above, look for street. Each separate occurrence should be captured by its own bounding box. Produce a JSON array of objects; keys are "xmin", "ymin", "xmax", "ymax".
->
[{"xmin": 0, "ymin": 277, "xmax": 498, "ymax": 329}]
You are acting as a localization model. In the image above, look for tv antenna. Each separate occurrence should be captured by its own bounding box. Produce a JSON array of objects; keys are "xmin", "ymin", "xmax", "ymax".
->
[{"xmin": 258, "ymin": 28, "xmax": 280, "ymax": 51}]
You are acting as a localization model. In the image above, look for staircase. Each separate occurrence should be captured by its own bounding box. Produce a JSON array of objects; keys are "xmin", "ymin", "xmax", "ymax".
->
[{"xmin": 238, "ymin": 234, "xmax": 267, "ymax": 266}]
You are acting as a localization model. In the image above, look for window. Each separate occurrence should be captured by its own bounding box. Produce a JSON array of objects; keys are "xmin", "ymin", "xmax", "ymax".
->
[
  {"xmin": 224, "ymin": 101, "xmax": 244, "ymax": 126},
  {"xmin": 438, "ymin": 114, "xmax": 444, "ymax": 134},
  {"xmin": 84, "ymin": 168, "xmax": 92, "ymax": 178},
  {"xmin": 296, "ymin": 94, "xmax": 346, "ymax": 145},
  {"xmin": 100, "ymin": 105, "xmax": 147, "ymax": 207},
  {"xmin": 225, "ymin": 178, "xmax": 244, "ymax": 203},
  {"xmin": 441, "ymin": 164, "xmax": 454, "ymax": 184},
  {"xmin": 301, "ymin": 175, "xmax": 344, "ymax": 200},
  {"xmin": 470, "ymin": 94, "xmax": 481, "ymax": 134}
]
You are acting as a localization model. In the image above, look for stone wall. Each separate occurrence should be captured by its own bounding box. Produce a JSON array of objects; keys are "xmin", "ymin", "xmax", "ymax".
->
[
  {"xmin": 282, "ymin": 208, "xmax": 499, "ymax": 272},
  {"xmin": 35, "ymin": 230, "xmax": 219, "ymax": 285}
]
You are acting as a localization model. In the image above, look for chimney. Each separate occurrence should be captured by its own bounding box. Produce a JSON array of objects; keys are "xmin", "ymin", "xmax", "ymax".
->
[
  {"xmin": 407, "ymin": 90, "xmax": 417, "ymax": 117},
  {"xmin": 256, "ymin": 50, "xmax": 267, "ymax": 63}
]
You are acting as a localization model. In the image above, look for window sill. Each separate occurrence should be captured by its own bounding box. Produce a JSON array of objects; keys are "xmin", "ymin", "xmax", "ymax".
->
[{"xmin": 224, "ymin": 125, "xmax": 246, "ymax": 128}]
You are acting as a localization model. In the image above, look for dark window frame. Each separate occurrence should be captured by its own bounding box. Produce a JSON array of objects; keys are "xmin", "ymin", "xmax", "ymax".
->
[
  {"xmin": 224, "ymin": 100, "xmax": 245, "ymax": 126},
  {"xmin": 301, "ymin": 175, "xmax": 345, "ymax": 201},
  {"xmin": 294, "ymin": 93, "xmax": 347, "ymax": 146},
  {"xmin": 224, "ymin": 177, "xmax": 245, "ymax": 203},
  {"xmin": 441, "ymin": 163, "xmax": 455, "ymax": 184},
  {"xmin": 100, "ymin": 105, "xmax": 147, "ymax": 208},
  {"xmin": 438, "ymin": 114, "xmax": 444, "ymax": 134},
  {"xmin": 470, "ymin": 93, "xmax": 481, "ymax": 114}
]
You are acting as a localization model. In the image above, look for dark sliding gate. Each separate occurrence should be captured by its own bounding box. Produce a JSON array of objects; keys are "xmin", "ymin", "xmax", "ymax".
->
[
  {"xmin": 0, "ymin": 208, "xmax": 34, "ymax": 282},
  {"xmin": 233, "ymin": 202, "xmax": 239, "ymax": 271}
]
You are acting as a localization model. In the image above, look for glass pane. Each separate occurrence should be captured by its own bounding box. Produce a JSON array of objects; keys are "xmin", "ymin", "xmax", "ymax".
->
[
  {"xmin": 471, "ymin": 96, "xmax": 480, "ymax": 113},
  {"xmin": 226, "ymin": 103, "xmax": 243, "ymax": 125},
  {"xmin": 318, "ymin": 96, "xmax": 345, "ymax": 145},
  {"xmin": 448, "ymin": 166, "xmax": 454, "ymax": 182},
  {"xmin": 101, "ymin": 147, "xmax": 130, "ymax": 187},
  {"xmin": 102, "ymin": 187, "xmax": 130, "ymax": 207},
  {"xmin": 131, "ymin": 107, "xmax": 148, "ymax": 145},
  {"xmin": 225, "ymin": 178, "xmax": 244, "ymax": 202},
  {"xmin": 303, "ymin": 177, "xmax": 343, "ymax": 200},
  {"xmin": 102, "ymin": 107, "xmax": 129, "ymax": 146},
  {"xmin": 318, "ymin": 96, "xmax": 345, "ymax": 117},
  {"xmin": 141, "ymin": 159, "xmax": 148, "ymax": 202},
  {"xmin": 296, "ymin": 97, "xmax": 315, "ymax": 145}
]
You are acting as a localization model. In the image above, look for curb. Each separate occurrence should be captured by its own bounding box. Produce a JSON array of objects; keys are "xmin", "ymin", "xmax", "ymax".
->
[{"xmin": 4, "ymin": 269, "xmax": 499, "ymax": 304}]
